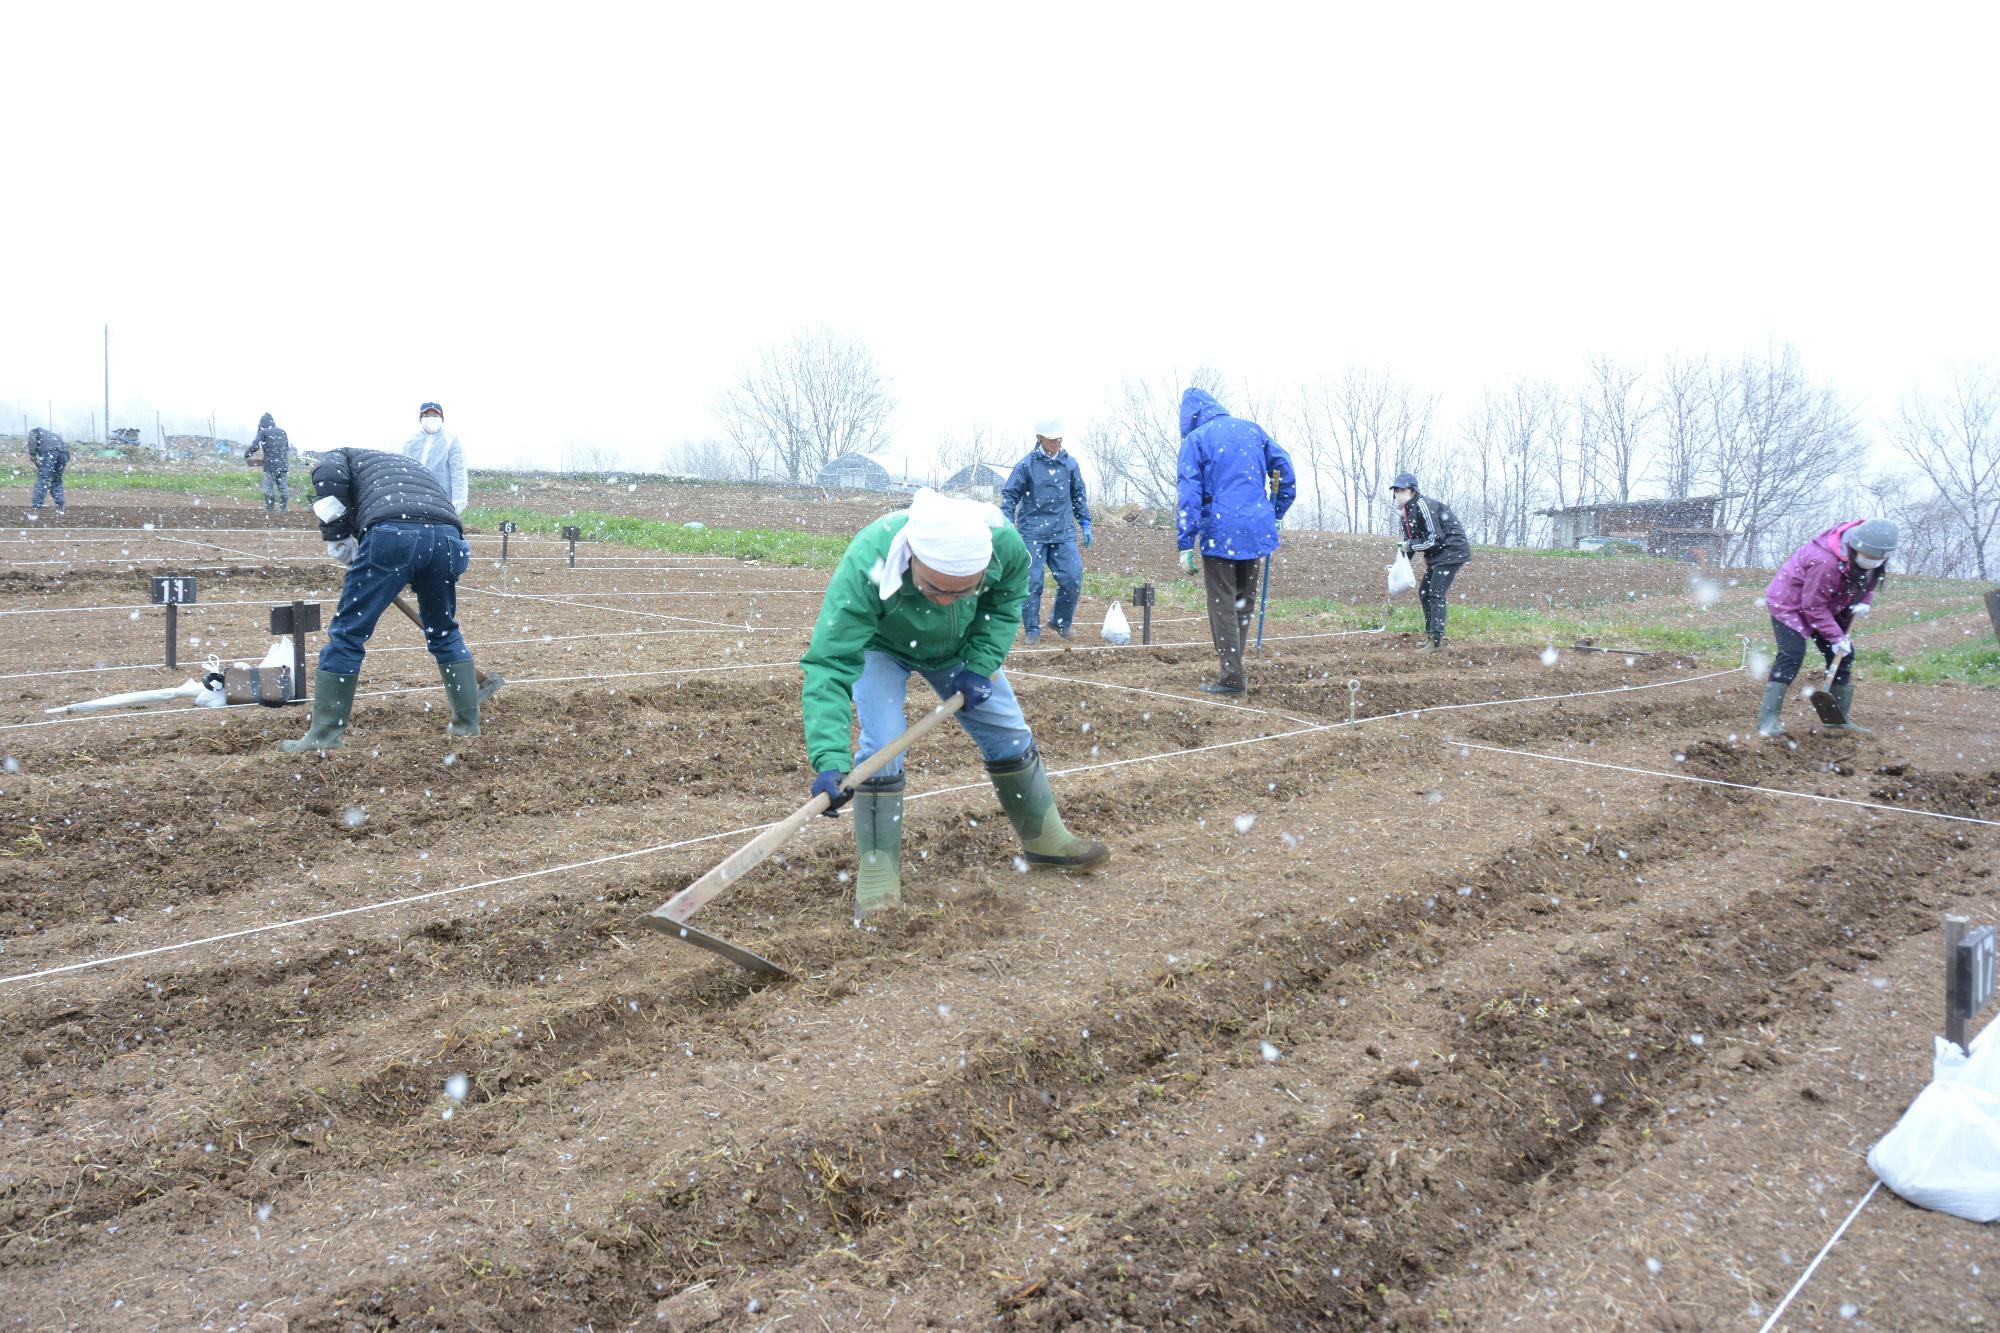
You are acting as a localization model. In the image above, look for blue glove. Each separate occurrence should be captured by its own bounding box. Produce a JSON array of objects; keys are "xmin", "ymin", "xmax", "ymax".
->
[
  {"xmin": 1079, "ymin": 521, "xmax": 1093, "ymax": 549},
  {"xmin": 948, "ymin": 668, "xmax": 994, "ymax": 710},
  {"xmin": 810, "ymin": 770, "xmax": 851, "ymax": 816}
]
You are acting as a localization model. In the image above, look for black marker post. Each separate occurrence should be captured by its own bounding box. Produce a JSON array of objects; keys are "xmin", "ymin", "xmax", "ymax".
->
[
  {"xmin": 150, "ymin": 574, "xmax": 198, "ymax": 669},
  {"xmin": 269, "ymin": 601, "xmax": 323, "ymax": 702},
  {"xmin": 562, "ymin": 524, "xmax": 581, "ymax": 569}
]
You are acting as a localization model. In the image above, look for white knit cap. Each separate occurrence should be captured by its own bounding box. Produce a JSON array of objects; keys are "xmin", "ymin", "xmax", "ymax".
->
[
  {"xmin": 1034, "ymin": 418, "xmax": 1065, "ymax": 439},
  {"xmin": 871, "ymin": 488, "xmax": 1000, "ymax": 600}
]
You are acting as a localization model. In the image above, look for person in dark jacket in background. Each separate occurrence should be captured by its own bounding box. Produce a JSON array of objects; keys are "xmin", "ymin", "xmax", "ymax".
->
[
  {"xmin": 1392, "ymin": 472, "xmax": 1471, "ymax": 651},
  {"xmin": 283, "ymin": 448, "xmax": 483, "ymax": 753},
  {"xmin": 247, "ymin": 413, "xmax": 292, "ymax": 512},
  {"xmin": 1000, "ymin": 418, "xmax": 1092, "ymax": 643},
  {"xmin": 27, "ymin": 427, "xmax": 68, "ymax": 511},
  {"xmin": 1175, "ymin": 388, "xmax": 1296, "ymax": 695},
  {"xmin": 1757, "ymin": 518, "xmax": 1896, "ymax": 738}
]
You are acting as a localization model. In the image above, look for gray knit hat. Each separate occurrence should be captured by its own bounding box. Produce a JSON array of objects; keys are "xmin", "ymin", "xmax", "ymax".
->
[{"xmin": 1841, "ymin": 519, "xmax": 1899, "ymax": 559}]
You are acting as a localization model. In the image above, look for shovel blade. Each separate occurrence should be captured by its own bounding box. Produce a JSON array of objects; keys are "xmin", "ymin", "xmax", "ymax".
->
[
  {"xmin": 1807, "ymin": 688, "xmax": 1847, "ymax": 725},
  {"xmin": 636, "ymin": 912, "xmax": 788, "ymax": 977},
  {"xmin": 475, "ymin": 673, "xmax": 507, "ymax": 704}
]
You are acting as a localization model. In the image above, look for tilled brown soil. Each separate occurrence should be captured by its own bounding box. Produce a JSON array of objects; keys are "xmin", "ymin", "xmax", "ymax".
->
[{"xmin": 1, "ymin": 499, "xmax": 1997, "ymax": 1332}]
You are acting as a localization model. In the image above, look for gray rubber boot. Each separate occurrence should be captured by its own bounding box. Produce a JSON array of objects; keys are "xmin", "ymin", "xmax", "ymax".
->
[
  {"xmin": 1757, "ymin": 679, "xmax": 1787, "ymax": 738},
  {"xmin": 281, "ymin": 670, "xmax": 359, "ymax": 753},
  {"xmin": 851, "ymin": 775, "xmax": 904, "ymax": 916},
  {"xmin": 1829, "ymin": 679, "xmax": 1872, "ymax": 735},
  {"xmin": 440, "ymin": 660, "xmax": 481, "ymax": 737}
]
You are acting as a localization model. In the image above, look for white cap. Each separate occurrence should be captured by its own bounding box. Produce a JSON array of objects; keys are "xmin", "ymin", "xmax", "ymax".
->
[{"xmin": 1034, "ymin": 418, "xmax": 1065, "ymax": 439}]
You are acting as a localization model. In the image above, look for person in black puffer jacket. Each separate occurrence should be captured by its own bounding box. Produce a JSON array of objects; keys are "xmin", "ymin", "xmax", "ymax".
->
[
  {"xmin": 282, "ymin": 448, "xmax": 485, "ymax": 752},
  {"xmin": 1392, "ymin": 471, "xmax": 1471, "ymax": 651}
]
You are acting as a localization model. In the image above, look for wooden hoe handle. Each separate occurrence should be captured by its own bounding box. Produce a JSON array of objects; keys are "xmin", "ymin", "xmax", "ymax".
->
[{"xmin": 649, "ymin": 692, "xmax": 966, "ymax": 926}]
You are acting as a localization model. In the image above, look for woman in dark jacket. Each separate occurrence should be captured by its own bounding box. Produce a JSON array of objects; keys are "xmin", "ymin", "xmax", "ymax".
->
[{"xmin": 1392, "ymin": 472, "xmax": 1470, "ymax": 650}]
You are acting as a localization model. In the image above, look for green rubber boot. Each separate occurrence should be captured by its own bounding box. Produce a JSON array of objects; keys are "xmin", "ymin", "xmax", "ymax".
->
[
  {"xmin": 851, "ymin": 775, "xmax": 904, "ymax": 917},
  {"xmin": 280, "ymin": 670, "xmax": 358, "ymax": 753},
  {"xmin": 987, "ymin": 747, "xmax": 1111, "ymax": 870},
  {"xmin": 1756, "ymin": 679, "xmax": 1787, "ymax": 738},
  {"xmin": 1829, "ymin": 679, "xmax": 1871, "ymax": 735},
  {"xmin": 440, "ymin": 660, "xmax": 482, "ymax": 737}
]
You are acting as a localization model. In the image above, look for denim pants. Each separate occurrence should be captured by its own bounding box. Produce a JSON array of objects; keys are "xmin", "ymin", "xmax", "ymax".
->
[
  {"xmin": 853, "ymin": 649, "xmax": 1034, "ymax": 780},
  {"xmin": 261, "ymin": 466, "xmax": 289, "ymax": 508},
  {"xmin": 1769, "ymin": 616, "xmax": 1852, "ymax": 688},
  {"xmin": 31, "ymin": 452, "xmax": 66, "ymax": 508},
  {"xmin": 318, "ymin": 522, "xmax": 471, "ymax": 674},
  {"xmin": 1022, "ymin": 536, "xmax": 1083, "ymax": 634}
]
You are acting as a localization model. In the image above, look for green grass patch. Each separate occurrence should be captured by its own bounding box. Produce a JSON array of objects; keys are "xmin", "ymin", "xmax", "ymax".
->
[
  {"xmin": 3, "ymin": 465, "xmax": 266, "ymax": 501},
  {"xmin": 1861, "ymin": 642, "xmax": 2000, "ymax": 688},
  {"xmin": 463, "ymin": 507, "xmax": 850, "ymax": 568}
]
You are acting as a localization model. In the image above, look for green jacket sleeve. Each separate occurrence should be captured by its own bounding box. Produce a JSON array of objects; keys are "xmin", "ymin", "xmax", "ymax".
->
[
  {"xmin": 799, "ymin": 549, "xmax": 880, "ymax": 774},
  {"xmin": 962, "ymin": 527, "xmax": 1030, "ymax": 677}
]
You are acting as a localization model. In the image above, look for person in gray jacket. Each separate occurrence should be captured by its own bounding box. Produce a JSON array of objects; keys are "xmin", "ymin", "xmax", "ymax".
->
[
  {"xmin": 1000, "ymin": 418, "xmax": 1092, "ymax": 643},
  {"xmin": 27, "ymin": 428, "xmax": 68, "ymax": 510},
  {"xmin": 246, "ymin": 413, "xmax": 291, "ymax": 512}
]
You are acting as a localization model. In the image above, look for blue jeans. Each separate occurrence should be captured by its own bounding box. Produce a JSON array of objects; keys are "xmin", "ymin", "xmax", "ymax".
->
[
  {"xmin": 1022, "ymin": 536, "xmax": 1082, "ymax": 635},
  {"xmin": 853, "ymin": 649, "xmax": 1034, "ymax": 780},
  {"xmin": 318, "ymin": 523, "xmax": 471, "ymax": 674},
  {"xmin": 31, "ymin": 452, "xmax": 66, "ymax": 508}
]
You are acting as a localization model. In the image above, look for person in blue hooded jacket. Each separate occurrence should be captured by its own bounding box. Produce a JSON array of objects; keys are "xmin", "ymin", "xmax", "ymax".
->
[
  {"xmin": 1000, "ymin": 418, "xmax": 1092, "ymax": 643},
  {"xmin": 1175, "ymin": 388, "xmax": 1296, "ymax": 694}
]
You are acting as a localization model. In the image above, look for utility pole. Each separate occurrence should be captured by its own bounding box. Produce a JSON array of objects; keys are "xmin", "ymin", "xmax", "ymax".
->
[{"xmin": 103, "ymin": 324, "xmax": 110, "ymax": 444}]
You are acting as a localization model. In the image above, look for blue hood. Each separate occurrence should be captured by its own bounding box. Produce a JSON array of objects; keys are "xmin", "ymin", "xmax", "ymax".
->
[{"xmin": 1180, "ymin": 388, "xmax": 1228, "ymax": 438}]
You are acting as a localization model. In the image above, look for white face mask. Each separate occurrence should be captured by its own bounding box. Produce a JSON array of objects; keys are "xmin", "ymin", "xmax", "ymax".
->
[
  {"xmin": 1854, "ymin": 552, "xmax": 1885, "ymax": 569},
  {"xmin": 1393, "ymin": 489, "xmax": 1413, "ymax": 504},
  {"xmin": 422, "ymin": 417, "xmax": 442, "ymax": 435}
]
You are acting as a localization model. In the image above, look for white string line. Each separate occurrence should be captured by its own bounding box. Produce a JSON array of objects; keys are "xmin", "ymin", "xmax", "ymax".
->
[
  {"xmin": 461, "ymin": 584, "xmax": 759, "ymax": 630},
  {"xmin": 1444, "ymin": 738, "xmax": 2000, "ymax": 829},
  {"xmin": 0, "ymin": 665, "xmax": 1743, "ymax": 984},
  {"xmin": 1010, "ymin": 623, "xmax": 1388, "ymax": 656},
  {"xmin": 1755, "ymin": 1181, "xmax": 1881, "ymax": 1333},
  {"xmin": 1009, "ymin": 667, "xmax": 1324, "ymax": 729},
  {"xmin": 0, "ymin": 596, "xmax": 338, "ymax": 617}
]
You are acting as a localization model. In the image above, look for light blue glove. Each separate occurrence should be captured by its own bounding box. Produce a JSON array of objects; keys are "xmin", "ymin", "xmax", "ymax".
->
[
  {"xmin": 327, "ymin": 537, "xmax": 360, "ymax": 566},
  {"xmin": 1179, "ymin": 548, "xmax": 1198, "ymax": 575},
  {"xmin": 1079, "ymin": 521, "xmax": 1093, "ymax": 549}
]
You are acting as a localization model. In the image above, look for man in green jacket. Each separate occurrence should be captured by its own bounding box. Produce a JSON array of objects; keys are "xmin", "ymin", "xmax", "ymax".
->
[{"xmin": 801, "ymin": 488, "xmax": 1111, "ymax": 916}]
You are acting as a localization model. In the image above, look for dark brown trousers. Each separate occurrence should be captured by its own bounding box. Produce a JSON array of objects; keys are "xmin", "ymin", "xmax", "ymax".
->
[{"xmin": 1202, "ymin": 555, "xmax": 1261, "ymax": 688}]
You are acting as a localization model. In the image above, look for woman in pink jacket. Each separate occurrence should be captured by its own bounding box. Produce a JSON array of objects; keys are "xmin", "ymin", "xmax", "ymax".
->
[{"xmin": 1758, "ymin": 518, "xmax": 1897, "ymax": 737}]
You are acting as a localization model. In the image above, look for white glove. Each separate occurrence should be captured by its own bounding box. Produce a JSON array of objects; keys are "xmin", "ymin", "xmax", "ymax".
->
[
  {"xmin": 311, "ymin": 494, "xmax": 348, "ymax": 523},
  {"xmin": 1851, "ymin": 602, "xmax": 1871, "ymax": 618},
  {"xmin": 1831, "ymin": 637, "xmax": 1853, "ymax": 658},
  {"xmin": 1179, "ymin": 548, "xmax": 1198, "ymax": 575},
  {"xmin": 327, "ymin": 538, "xmax": 360, "ymax": 567}
]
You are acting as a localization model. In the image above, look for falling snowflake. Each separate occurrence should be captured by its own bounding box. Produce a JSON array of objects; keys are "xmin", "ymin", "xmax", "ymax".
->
[
  {"xmin": 1259, "ymin": 1041, "xmax": 1281, "ymax": 1063},
  {"xmin": 1540, "ymin": 645, "xmax": 1560, "ymax": 667},
  {"xmin": 1234, "ymin": 814, "xmax": 1256, "ymax": 834},
  {"xmin": 342, "ymin": 806, "xmax": 367, "ymax": 828}
]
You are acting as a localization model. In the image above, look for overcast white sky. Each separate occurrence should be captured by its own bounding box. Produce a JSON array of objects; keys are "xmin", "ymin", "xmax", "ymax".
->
[{"xmin": 6, "ymin": 2, "xmax": 1997, "ymax": 477}]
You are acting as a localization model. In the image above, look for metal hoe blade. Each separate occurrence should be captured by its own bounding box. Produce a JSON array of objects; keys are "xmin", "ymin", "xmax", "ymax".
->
[
  {"xmin": 1806, "ymin": 665, "xmax": 1846, "ymax": 726},
  {"xmin": 635, "ymin": 912, "xmax": 788, "ymax": 976}
]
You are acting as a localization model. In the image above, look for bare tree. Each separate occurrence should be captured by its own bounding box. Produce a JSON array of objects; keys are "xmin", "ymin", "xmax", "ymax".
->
[
  {"xmin": 715, "ymin": 325, "xmax": 896, "ymax": 483},
  {"xmin": 936, "ymin": 423, "xmax": 1001, "ymax": 484},
  {"xmin": 1457, "ymin": 394, "xmax": 1509, "ymax": 545},
  {"xmin": 1326, "ymin": 368, "xmax": 1436, "ymax": 535},
  {"xmin": 1489, "ymin": 379, "xmax": 1560, "ymax": 545},
  {"xmin": 1887, "ymin": 364, "xmax": 2000, "ymax": 580},
  {"xmin": 1858, "ymin": 471, "xmax": 1978, "ymax": 579},
  {"xmin": 660, "ymin": 436, "xmax": 740, "ymax": 481},
  {"xmin": 1710, "ymin": 346, "xmax": 1862, "ymax": 566},
  {"xmin": 1579, "ymin": 355, "xmax": 1651, "ymax": 504},
  {"xmin": 559, "ymin": 441, "xmax": 621, "ymax": 474},
  {"xmin": 1093, "ymin": 365, "xmax": 1227, "ymax": 511},
  {"xmin": 1653, "ymin": 355, "xmax": 1712, "ymax": 500}
]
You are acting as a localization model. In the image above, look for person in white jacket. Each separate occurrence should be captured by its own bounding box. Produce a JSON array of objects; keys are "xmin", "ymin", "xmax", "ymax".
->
[{"xmin": 401, "ymin": 401, "xmax": 468, "ymax": 513}]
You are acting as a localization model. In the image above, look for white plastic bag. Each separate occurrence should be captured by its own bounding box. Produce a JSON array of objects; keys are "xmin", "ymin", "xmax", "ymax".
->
[
  {"xmin": 1867, "ymin": 1029, "xmax": 2000, "ymax": 1222},
  {"xmin": 1386, "ymin": 551, "xmax": 1418, "ymax": 596},
  {"xmin": 1101, "ymin": 601, "xmax": 1132, "ymax": 645}
]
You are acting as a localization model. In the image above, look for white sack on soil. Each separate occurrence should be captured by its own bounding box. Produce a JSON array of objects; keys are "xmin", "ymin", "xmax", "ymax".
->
[
  {"xmin": 1867, "ymin": 1024, "xmax": 2000, "ymax": 1222},
  {"xmin": 1101, "ymin": 601, "xmax": 1132, "ymax": 645}
]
